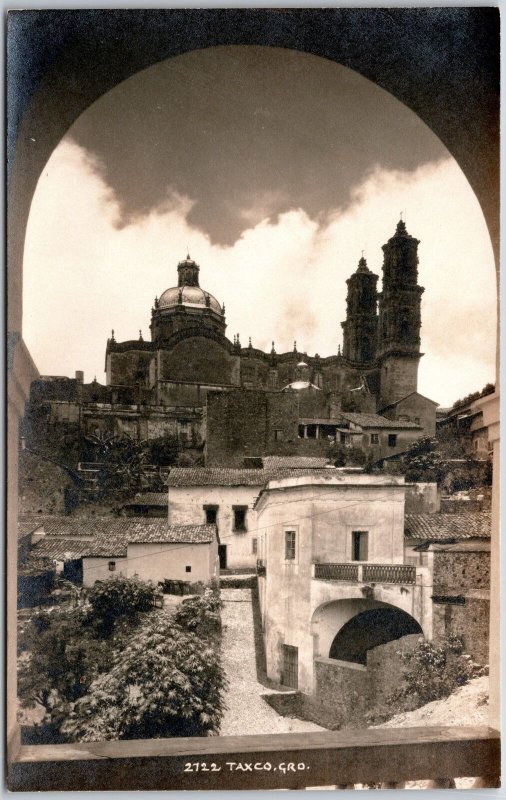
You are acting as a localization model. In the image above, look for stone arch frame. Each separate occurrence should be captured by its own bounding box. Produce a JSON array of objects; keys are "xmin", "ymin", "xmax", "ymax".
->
[
  {"xmin": 328, "ymin": 605, "xmax": 423, "ymax": 665},
  {"xmin": 311, "ymin": 595, "xmax": 427, "ymax": 666},
  {"xmin": 7, "ymin": 8, "xmax": 500, "ymax": 755},
  {"xmin": 7, "ymin": 8, "xmax": 499, "ymax": 341}
]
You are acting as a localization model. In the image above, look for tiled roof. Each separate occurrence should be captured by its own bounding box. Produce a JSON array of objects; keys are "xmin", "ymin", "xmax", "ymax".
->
[
  {"xmin": 31, "ymin": 538, "xmax": 93, "ymax": 559},
  {"xmin": 167, "ymin": 467, "xmax": 336, "ymax": 487},
  {"xmin": 18, "ymin": 518, "xmax": 45, "ymax": 539},
  {"xmin": 340, "ymin": 412, "xmax": 422, "ymax": 430},
  {"xmin": 404, "ymin": 512, "xmax": 491, "ymax": 541},
  {"xmin": 121, "ymin": 493, "xmax": 168, "ymax": 506},
  {"xmin": 262, "ymin": 456, "xmax": 329, "ymax": 469},
  {"xmin": 82, "ymin": 524, "xmax": 215, "ymax": 558}
]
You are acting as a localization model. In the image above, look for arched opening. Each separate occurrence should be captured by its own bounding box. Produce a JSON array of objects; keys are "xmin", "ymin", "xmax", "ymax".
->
[{"xmin": 329, "ymin": 607, "xmax": 422, "ymax": 665}]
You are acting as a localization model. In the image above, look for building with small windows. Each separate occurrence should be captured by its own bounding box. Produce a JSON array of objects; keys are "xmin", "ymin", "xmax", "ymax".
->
[
  {"xmin": 167, "ymin": 465, "xmax": 335, "ymax": 570},
  {"xmin": 17, "ymin": 516, "xmax": 218, "ymax": 589},
  {"xmin": 254, "ymin": 473, "xmax": 432, "ymax": 697}
]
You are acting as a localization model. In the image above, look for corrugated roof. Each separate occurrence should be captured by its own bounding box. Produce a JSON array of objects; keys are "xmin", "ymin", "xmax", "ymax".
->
[
  {"xmin": 340, "ymin": 412, "xmax": 422, "ymax": 429},
  {"xmin": 404, "ymin": 512, "xmax": 491, "ymax": 541},
  {"xmin": 167, "ymin": 467, "xmax": 336, "ymax": 487}
]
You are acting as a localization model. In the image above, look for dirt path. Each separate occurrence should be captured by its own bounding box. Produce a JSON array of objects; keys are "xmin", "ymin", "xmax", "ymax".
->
[{"xmin": 219, "ymin": 588, "xmax": 324, "ymax": 736}]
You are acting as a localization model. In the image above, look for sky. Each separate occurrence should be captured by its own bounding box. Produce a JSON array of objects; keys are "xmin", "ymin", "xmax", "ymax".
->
[{"xmin": 22, "ymin": 46, "xmax": 496, "ymax": 408}]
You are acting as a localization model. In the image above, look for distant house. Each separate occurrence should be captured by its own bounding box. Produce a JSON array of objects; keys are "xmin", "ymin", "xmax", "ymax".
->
[
  {"xmin": 81, "ymin": 522, "xmax": 218, "ymax": 587},
  {"xmin": 379, "ymin": 391, "xmax": 439, "ymax": 438},
  {"xmin": 18, "ymin": 515, "xmax": 218, "ymax": 589},
  {"xmin": 167, "ymin": 466, "xmax": 337, "ymax": 570},
  {"xmin": 119, "ymin": 493, "xmax": 168, "ymax": 517},
  {"xmin": 324, "ymin": 411, "xmax": 423, "ymax": 460},
  {"xmin": 404, "ymin": 511, "xmax": 491, "ymax": 664}
]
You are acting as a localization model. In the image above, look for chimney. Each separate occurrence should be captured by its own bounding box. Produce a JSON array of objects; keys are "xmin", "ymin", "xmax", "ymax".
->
[{"xmin": 31, "ymin": 525, "xmax": 45, "ymax": 545}]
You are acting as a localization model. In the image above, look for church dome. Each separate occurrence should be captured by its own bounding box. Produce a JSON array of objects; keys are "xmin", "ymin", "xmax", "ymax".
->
[{"xmin": 158, "ymin": 285, "xmax": 223, "ymax": 314}]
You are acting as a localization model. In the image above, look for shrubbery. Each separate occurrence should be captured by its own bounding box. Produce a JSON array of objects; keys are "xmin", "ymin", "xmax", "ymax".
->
[
  {"xmin": 87, "ymin": 575, "xmax": 156, "ymax": 634},
  {"xmin": 389, "ymin": 636, "xmax": 477, "ymax": 709},
  {"xmin": 62, "ymin": 614, "xmax": 226, "ymax": 741},
  {"xmin": 173, "ymin": 588, "xmax": 222, "ymax": 637},
  {"xmin": 18, "ymin": 576, "xmax": 226, "ymax": 742}
]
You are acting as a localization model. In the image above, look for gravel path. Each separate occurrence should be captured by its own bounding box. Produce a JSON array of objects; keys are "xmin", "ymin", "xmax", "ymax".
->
[{"xmin": 219, "ymin": 588, "xmax": 324, "ymax": 736}]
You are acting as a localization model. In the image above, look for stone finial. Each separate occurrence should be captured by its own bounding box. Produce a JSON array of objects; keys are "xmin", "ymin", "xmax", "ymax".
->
[
  {"xmin": 154, "ymin": 296, "xmax": 159, "ymax": 309},
  {"xmin": 139, "ymin": 330, "xmax": 143, "ymax": 341},
  {"xmin": 338, "ymin": 344, "xmax": 342, "ymax": 356},
  {"xmin": 271, "ymin": 341, "xmax": 276, "ymax": 354},
  {"xmin": 248, "ymin": 336, "xmax": 252, "ymax": 348},
  {"xmin": 222, "ymin": 303, "xmax": 226, "ymax": 315},
  {"xmin": 396, "ymin": 216, "xmax": 407, "ymax": 235},
  {"xmin": 205, "ymin": 292, "xmax": 211, "ymax": 308},
  {"xmin": 110, "ymin": 329, "xmax": 115, "ymax": 342},
  {"xmin": 293, "ymin": 340, "xmax": 297, "ymax": 353}
]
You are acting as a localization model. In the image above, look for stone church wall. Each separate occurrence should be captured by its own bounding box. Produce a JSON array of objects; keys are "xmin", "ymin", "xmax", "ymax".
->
[{"xmin": 158, "ymin": 338, "xmax": 239, "ymax": 385}]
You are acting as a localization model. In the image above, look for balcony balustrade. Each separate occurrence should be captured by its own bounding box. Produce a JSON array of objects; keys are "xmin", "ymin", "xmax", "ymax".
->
[{"xmin": 313, "ymin": 562, "xmax": 416, "ymax": 585}]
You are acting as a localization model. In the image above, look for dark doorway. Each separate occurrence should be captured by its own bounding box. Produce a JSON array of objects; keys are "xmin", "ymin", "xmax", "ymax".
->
[
  {"xmin": 281, "ymin": 644, "xmax": 298, "ymax": 689},
  {"xmin": 63, "ymin": 559, "xmax": 83, "ymax": 585},
  {"xmin": 218, "ymin": 545, "xmax": 227, "ymax": 570},
  {"xmin": 329, "ymin": 607, "xmax": 422, "ymax": 665}
]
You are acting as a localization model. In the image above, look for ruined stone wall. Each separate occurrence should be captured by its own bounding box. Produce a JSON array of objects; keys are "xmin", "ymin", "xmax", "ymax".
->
[
  {"xmin": 309, "ymin": 634, "xmax": 421, "ymax": 728},
  {"xmin": 432, "ymin": 597, "xmax": 490, "ymax": 665},
  {"xmin": 433, "ymin": 550, "xmax": 490, "ymax": 593},
  {"xmin": 205, "ymin": 389, "xmax": 299, "ymax": 466}
]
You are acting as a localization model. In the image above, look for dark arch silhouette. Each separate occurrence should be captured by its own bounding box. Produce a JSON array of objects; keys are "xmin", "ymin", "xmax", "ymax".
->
[{"xmin": 329, "ymin": 607, "xmax": 422, "ymax": 665}]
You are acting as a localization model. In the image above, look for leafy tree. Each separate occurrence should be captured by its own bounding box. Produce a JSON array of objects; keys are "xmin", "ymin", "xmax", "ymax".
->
[
  {"xmin": 61, "ymin": 613, "xmax": 227, "ymax": 742},
  {"xmin": 87, "ymin": 575, "xmax": 156, "ymax": 635},
  {"xmin": 327, "ymin": 443, "xmax": 367, "ymax": 468},
  {"xmin": 173, "ymin": 589, "xmax": 222, "ymax": 638},
  {"xmin": 388, "ymin": 637, "xmax": 476, "ymax": 710},
  {"xmin": 403, "ymin": 437, "xmax": 446, "ymax": 483},
  {"xmin": 18, "ymin": 608, "xmax": 113, "ymax": 718},
  {"xmin": 147, "ymin": 435, "xmax": 182, "ymax": 466}
]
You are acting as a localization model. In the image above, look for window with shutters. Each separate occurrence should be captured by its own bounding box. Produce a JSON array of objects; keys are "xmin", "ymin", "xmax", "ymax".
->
[{"xmin": 285, "ymin": 530, "xmax": 296, "ymax": 560}]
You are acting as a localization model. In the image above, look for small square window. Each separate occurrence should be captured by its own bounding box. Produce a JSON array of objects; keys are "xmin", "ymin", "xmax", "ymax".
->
[
  {"xmin": 252, "ymin": 538, "xmax": 258, "ymax": 554},
  {"xmin": 108, "ymin": 561, "xmax": 116, "ymax": 572},
  {"xmin": 233, "ymin": 506, "xmax": 247, "ymax": 532},
  {"xmin": 285, "ymin": 530, "xmax": 296, "ymax": 560},
  {"xmin": 352, "ymin": 531, "xmax": 368, "ymax": 561},
  {"xmin": 274, "ymin": 429, "xmax": 284, "ymax": 441},
  {"xmin": 185, "ymin": 565, "xmax": 191, "ymax": 573},
  {"xmin": 415, "ymin": 417, "xmax": 421, "ymax": 425},
  {"xmin": 370, "ymin": 433, "xmax": 379, "ymax": 445},
  {"xmin": 204, "ymin": 505, "xmax": 218, "ymax": 525},
  {"xmin": 388, "ymin": 434, "xmax": 397, "ymax": 447}
]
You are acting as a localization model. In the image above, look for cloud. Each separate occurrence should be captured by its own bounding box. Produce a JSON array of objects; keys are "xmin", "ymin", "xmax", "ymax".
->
[{"xmin": 23, "ymin": 140, "xmax": 496, "ymax": 407}]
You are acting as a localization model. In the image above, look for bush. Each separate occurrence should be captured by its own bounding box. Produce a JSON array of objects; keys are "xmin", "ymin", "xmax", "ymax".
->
[
  {"xmin": 87, "ymin": 576, "xmax": 155, "ymax": 633},
  {"xmin": 18, "ymin": 608, "xmax": 114, "ymax": 720},
  {"xmin": 173, "ymin": 588, "xmax": 222, "ymax": 638},
  {"xmin": 61, "ymin": 613, "xmax": 227, "ymax": 741},
  {"xmin": 389, "ymin": 637, "xmax": 476, "ymax": 709}
]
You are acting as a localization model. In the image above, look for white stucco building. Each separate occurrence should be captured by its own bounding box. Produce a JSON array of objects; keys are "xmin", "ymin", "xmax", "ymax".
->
[
  {"xmin": 255, "ymin": 472, "xmax": 432, "ymax": 695},
  {"xmin": 167, "ymin": 464, "xmax": 333, "ymax": 570}
]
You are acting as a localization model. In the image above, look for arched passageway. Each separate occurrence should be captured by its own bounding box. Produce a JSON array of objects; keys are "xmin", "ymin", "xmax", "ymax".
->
[{"xmin": 329, "ymin": 607, "xmax": 422, "ymax": 665}]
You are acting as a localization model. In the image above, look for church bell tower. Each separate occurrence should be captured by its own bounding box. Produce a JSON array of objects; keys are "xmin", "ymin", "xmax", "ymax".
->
[
  {"xmin": 341, "ymin": 256, "xmax": 378, "ymax": 363},
  {"xmin": 377, "ymin": 219, "xmax": 424, "ymax": 408}
]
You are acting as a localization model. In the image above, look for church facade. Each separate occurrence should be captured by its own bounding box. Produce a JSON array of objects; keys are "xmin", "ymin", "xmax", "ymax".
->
[
  {"xmin": 27, "ymin": 220, "xmax": 437, "ymax": 461},
  {"xmin": 107, "ymin": 219, "xmax": 427, "ymax": 405}
]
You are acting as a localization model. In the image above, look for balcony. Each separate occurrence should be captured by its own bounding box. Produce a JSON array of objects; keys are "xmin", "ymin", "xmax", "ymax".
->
[{"xmin": 313, "ymin": 562, "xmax": 416, "ymax": 585}]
